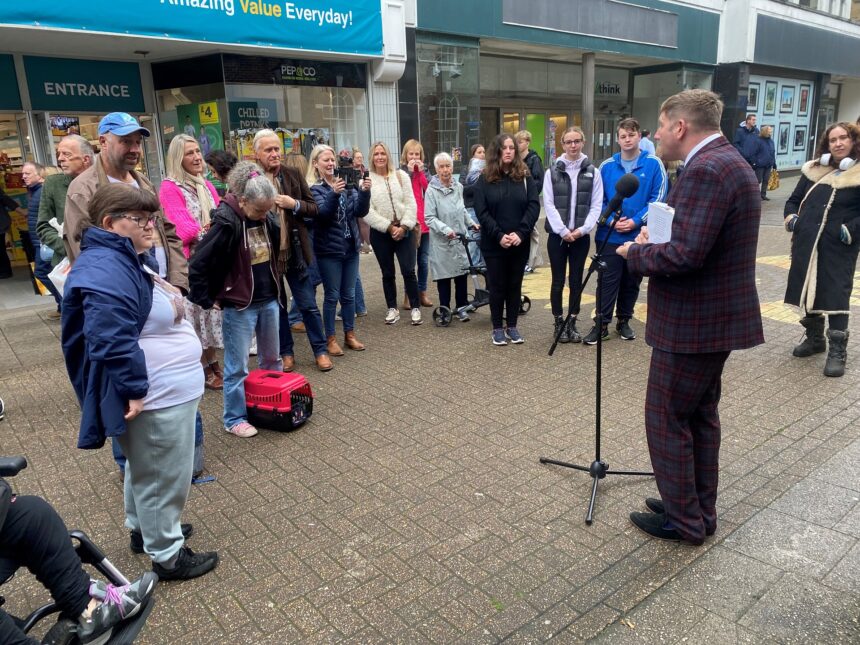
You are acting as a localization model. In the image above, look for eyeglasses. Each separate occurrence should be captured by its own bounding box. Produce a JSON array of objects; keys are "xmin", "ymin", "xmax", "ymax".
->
[
  {"xmin": 562, "ymin": 139, "xmax": 584, "ymax": 145},
  {"xmin": 112, "ymin": 213, "xmax": 157, "ymax": 228}
]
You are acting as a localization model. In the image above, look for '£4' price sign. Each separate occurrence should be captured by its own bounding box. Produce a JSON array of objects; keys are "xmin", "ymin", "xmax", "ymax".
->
[{"xmin": 198, "ymin": 101, "xmax": 219, "ymax": 125}]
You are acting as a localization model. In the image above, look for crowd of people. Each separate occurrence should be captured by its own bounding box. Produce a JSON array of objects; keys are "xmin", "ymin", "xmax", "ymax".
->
[{"xmin": 1, "ymin": 92, "xmax": 858, "ymax": 641}]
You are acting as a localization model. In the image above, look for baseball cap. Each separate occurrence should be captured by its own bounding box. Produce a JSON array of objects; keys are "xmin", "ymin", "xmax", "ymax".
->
[{"xmin": 98, "ymin": 112, "xmax": 151, "ymax": 137}]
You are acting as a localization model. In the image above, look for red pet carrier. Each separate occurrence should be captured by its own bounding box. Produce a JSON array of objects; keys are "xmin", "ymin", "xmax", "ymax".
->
[{"xmin": 244, "ymin": 370, "xmax": 314, "ymax": 431}]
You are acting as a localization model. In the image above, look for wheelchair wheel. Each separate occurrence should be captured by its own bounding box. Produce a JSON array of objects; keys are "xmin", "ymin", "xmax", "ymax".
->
[
  {"xmin": 433, "ymin": 306, "xmax": 452, "ymax": 327},
  {"xmin": 519, "ymin": 295, "xmax": 531, "ymax": 314}
]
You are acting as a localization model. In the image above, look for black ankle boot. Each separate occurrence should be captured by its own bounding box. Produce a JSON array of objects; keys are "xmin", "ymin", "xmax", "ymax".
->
[
  {"xmin": 793, "ymin": 316, "xmax": 826, "ymax": 357},
  {"xmin": 823, "ymin": 329, "xmax": 848, "ymax": 377},
  {"xmin": 567, "ymin": 316, "xmax": 582, "ymax": 343},
  {"xmin": 555, "ymin": 316, "xmax": 570, "ymax": 343}
]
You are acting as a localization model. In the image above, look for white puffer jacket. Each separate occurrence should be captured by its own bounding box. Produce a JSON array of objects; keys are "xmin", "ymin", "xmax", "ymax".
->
[{"xmin": 365, "ymin": 169, "xmax": 418, "ymax": 233}]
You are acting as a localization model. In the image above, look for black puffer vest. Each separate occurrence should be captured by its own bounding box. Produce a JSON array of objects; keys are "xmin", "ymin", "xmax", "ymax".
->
[{"xmin": 544, "ymin": 159, "xmax": 595, "ymax": 233}]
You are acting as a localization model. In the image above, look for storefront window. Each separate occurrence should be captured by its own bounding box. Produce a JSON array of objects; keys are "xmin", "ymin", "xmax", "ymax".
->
[
  {"xmin": 632, "ymin": 66, "xmax": 713, "ymax": 134},
  {"xmin": 416, "ymin": 40, "xmax": 480, "ymax": 168},
  {"xmin": 222, "ymin": 54, "xmax": 370, "ymax": 162},
  {"xmin": 0, "ymin": 113, "xmax": 31, "ymax": 266}
]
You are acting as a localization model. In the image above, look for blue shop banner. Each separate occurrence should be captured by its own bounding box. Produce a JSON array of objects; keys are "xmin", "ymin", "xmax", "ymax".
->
[{"xmin": 0, "ymin": 1, "xmax": 383, "ymax": 57}]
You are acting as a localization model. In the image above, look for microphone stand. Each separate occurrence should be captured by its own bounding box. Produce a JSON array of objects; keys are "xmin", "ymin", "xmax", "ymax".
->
[{"xmin": 541, "ymin": 206, "xmax": 653, "ymax": 525}]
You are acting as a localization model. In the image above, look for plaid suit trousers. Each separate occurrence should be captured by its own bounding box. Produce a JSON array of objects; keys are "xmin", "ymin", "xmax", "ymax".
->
[{"xmin": 645, "ymin": 348, "xmax": 730, "ymax": 543}]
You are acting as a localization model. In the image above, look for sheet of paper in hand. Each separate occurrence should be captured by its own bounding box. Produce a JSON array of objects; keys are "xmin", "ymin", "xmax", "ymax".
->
[{"xmin": 646, "ymin": 202, "xmax": 675, "ymax": 244}]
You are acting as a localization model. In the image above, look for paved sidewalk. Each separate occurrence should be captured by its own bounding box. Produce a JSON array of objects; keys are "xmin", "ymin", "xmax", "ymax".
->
[{"xmin": 0, "ymin": 182, "xmax": 857, "ymax": 643}]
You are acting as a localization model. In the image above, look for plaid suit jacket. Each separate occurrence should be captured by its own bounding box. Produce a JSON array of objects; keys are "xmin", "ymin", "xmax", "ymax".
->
[{"xmin": 626, "ymin": 137, "xmax": 764, "ymax": 354}]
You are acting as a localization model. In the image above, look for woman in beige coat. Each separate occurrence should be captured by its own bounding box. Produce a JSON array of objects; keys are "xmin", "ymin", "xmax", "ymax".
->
[{"xmin": 365, "ymin": 141, "xmax": 422, "ymax": 325}]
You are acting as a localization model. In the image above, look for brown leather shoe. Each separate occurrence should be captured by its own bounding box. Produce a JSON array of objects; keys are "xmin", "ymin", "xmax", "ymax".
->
[
  {"xmin": 344, "ymin": 331, "xmax": 365, "ymax": 351},
  {"xmin": 419, "ymin": 291, "xmax": 434, "ymax": 307},
  {"xmin": 402, "ymin": 295, "xmax": 411, "ymax": 311},
  {"xmin": 315, "ymin": 353, "xmax": 333, "ymax": 371},
  {"xmin": 326, "ymin": 335, "xmax": 344, "ymax": 356},
  {"xmin": 290, "ymin": 322, "xmax": 306, "ymax": 333},
  {"xmin": 282, "ymin": 355, "xmax": 295, "ymax": 372}
]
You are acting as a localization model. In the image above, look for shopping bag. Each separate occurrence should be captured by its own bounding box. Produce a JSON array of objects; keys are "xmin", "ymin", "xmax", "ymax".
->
[
  {"xmin": 48, "ymin": 257, "xmax": 71, "ymax": 296},
  {"xmin": 768, "ymin": 168, "xmax": 780, "ymax": 191}
]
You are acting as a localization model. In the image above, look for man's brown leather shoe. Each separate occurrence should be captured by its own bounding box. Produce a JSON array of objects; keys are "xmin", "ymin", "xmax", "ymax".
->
[
  {"xmin": 282, "ymin": 355, "xmax": 295, "ymax": 372},
  {"xmin": 344, "ymin": 331, "xmax": 365, "ymax": 351},
  {"xmin": 315, "ymin": 354, "xmax": 333, "ymax": 371}
]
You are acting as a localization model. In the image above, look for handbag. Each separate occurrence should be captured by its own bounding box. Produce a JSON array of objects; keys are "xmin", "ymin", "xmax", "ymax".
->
[{"xmin": 768, "ymin": 168, "xmax": 780, "ymax": 191}]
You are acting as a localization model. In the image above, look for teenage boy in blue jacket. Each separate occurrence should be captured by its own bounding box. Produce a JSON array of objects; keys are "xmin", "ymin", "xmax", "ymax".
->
[{"xmin": 584, "ymin": 117, "xmax": 668, "ymax": 344}]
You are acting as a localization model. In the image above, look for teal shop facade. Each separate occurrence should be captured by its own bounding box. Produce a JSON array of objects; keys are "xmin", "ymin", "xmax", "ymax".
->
[
  {"xmin": 406, "ymin": 0, "xmax": 720, "ymax": 166},
  {"xmin": 0, "ymin": 1, "xmax": 401, "ymax": 182}
]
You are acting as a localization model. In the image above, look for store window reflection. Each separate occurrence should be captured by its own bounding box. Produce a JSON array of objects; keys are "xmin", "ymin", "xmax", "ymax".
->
[{"xmin": 416, "ymin": 40, "xmax": 480, "ymax": 168}]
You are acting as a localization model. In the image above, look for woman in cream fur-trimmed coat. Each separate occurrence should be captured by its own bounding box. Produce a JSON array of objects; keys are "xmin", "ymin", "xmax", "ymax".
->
[
  {"xmin": 784, "ymin": 122, "xmax": 860, "ymax": 377},
  {"xmin": 365, "ymin": 141, "xmax": 422, "ymax": 324}
]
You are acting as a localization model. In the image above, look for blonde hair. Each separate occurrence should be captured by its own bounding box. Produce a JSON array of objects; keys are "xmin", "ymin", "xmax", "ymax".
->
[
  {"xmin": 400, "ymin": 139, "xmax": 424, "ymax": 165},
  {"xmin": 514, "ymin": 130, "xmax": 532, "ymax": 145},
  {"xmin": 660, "ymin": 89, "xmax": 723, "ymax": 133},
  {"xmin": 306, "ymin": 144, "xmax": 336, "ymax": 184},
  {"xmin": 369, "ymin": 141, "xmax": 394, "ymax": 176},
  {"xmin": 165, "ymin": 134, "xmax": 200, "ymax": 179},
  {"xmin": 284, "ymin": 152, "xmax": 308, "ymax": 181}
]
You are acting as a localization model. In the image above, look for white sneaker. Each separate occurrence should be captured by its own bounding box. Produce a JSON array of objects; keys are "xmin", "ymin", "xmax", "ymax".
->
[
  {"xmin": 411, "ymin": 308, "xmax": 423, "ymax": 325},
  {"xmin": 385, "ymin": 308, "xmax": 400, "ymax": 324}
]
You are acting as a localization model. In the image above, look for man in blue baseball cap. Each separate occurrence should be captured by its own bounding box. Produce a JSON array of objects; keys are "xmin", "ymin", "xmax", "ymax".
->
[{"xmin": 63, "ymin": 113, "xmax": 187, "ymax": 291}]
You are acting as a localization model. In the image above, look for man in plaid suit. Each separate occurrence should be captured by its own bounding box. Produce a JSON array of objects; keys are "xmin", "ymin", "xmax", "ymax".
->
[{"xmin": 617, "ymin": 90, "xmax": 764, "ymax": 545}]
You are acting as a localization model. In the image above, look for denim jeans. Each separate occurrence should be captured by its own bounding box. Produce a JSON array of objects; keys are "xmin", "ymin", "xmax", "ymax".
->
[
  {"xmin": 417, "ymin": 231, "xmax": 430, "ymax": 291},
  {"xmin": 279, "ymin": 269, "xmax": 327, "ymax": 357},
  {"xmin": 354, "ymin": 274, "xmax": 366, "ymax": 313},
  {"xmin": 287, "ymin": 259, "xmax": 321, "ymax": 326},
  {"xmin": 31, "ymin": 241, "xmax": 62, "ymax": 308},
  {"xmin": 318, "ymin": 252, "xmax": 360, "ymax": 336},
  {"xmin": 222, "ymin": 299, "xmax": 282, "ymax": 429}
]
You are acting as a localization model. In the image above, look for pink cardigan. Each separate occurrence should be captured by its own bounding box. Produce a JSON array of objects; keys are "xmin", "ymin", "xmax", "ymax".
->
[{"xmin": 159, "ymin": 179, "xmax": 220, "ymax": 258}]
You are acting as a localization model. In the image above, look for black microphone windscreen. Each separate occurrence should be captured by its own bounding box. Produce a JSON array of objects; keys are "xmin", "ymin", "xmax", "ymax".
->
[{"xmin": 615, "ymin": 173, "xmax": 640, "ymax": 198}]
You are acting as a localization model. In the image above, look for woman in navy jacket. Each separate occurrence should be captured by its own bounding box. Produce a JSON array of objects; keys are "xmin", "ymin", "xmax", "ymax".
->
[
  {"xmin": 307, "ymin": 145, "xmax": 371, "ymax": 354},
  {"xmin": 752, "ymin": 125, "xmax": 777, "ymax": 200},
  {"xmin": 62, "ymin": 183, "xmax": 217, "ymax": 581}
]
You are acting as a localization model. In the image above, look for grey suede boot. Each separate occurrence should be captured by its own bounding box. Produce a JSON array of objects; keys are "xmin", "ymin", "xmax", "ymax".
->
[
  {"xmin": 793, "ymin": 316, "xmax": 826, "ymax": 357},
  {"xmin": 823, "ymin": 329, "xmax": 848, "ymax": 377}
]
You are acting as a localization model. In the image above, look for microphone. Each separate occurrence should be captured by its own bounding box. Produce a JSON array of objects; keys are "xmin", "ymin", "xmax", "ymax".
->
[{"xmin": 597, "ymin": 173, "xmax": 640, "ymax": 226}]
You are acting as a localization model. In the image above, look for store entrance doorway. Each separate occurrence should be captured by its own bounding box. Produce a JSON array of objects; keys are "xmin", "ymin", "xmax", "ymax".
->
[
  {"xmin": 593, "ymin": 116, "xmax": 619, "ymax": 165},
  {"xmin": 492, "ymin": 109, "xmax": 576, "ymax": 166}
]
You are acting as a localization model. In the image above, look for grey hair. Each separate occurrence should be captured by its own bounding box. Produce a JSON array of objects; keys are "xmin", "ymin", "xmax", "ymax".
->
[
  {"xmin": 253, "ymin": 129, "xmax": 279, "ymax": 151},
  {"xmin": 63, "ymin": 134, "xmax": 94, "ymax": 158},
  {"xmin": 228, "ymin": 161, "xmax": 276, "ymax": 203},
  {"xmin": 433, "ymin": 152, "xmax": 453, "ymax": 168}
]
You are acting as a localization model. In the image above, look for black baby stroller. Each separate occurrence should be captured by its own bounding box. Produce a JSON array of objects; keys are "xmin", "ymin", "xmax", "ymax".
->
[{"xmin": 432, "ymin": 231, "xmax": 531, "ymax": 327}]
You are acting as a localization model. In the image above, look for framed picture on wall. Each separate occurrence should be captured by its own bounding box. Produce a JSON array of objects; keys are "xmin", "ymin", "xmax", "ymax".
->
[
  {"xmin": 748, "ymin": 83, "xmax": 760, "ymax": 111},
  {"xmin": 778, "ymin": 122, "xmax": 791, "ymax": 154},
  {"xmin": 798, "ymin": 84, "xmax": 811, "ymax": 116},
  {"xmin": 780, "ymin": 85, "xmax": 796, "ymax": 113},
  {"xmin": 764, "ymin": 81, "xmax": 778, "ymax": 115},
  {"xmin": 793, "ymin": 125, "xmax": 807, "ymax": 151}
]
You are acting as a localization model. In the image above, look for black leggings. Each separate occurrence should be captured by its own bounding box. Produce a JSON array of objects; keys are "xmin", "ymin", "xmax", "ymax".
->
[
  {"xmin": 370, "ymin": 229, "xmax": 419, "ymax": 309},
  {"xmin": 546, "ymin": 233, "xmax": 590, "ymax": 317},
  {"xmin": 484, "ymin": 246, "xmax": 529, "ymax": 329},
  {"xmin": 0, "ymin": 496, "xmax": 91, "ymax": 643},
  {"xmin": 436, "ymin": 274, "xmax": 468, "ymax": 310}
]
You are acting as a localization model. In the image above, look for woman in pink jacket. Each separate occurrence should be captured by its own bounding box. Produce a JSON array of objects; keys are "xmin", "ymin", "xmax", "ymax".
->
[
  {"xmin": 400, "ymin": 139, "xmax": 433, "ymax": 308},
  {"xmin": 159, "ymin": 134, "xmax": 223, "ymax": 389}
]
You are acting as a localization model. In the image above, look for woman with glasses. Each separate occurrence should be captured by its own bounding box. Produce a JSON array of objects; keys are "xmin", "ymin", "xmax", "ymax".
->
[
  {"xmin": 306, "ymin": 145, "xmax": 371, "ymax": 354},
  {"xmin": 62, "ymin": 183, "xmax": 219, "ymax": 581},
  {"xmin": 543, "ymin": 127, "xmax": 604, "ymax": 343}
]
